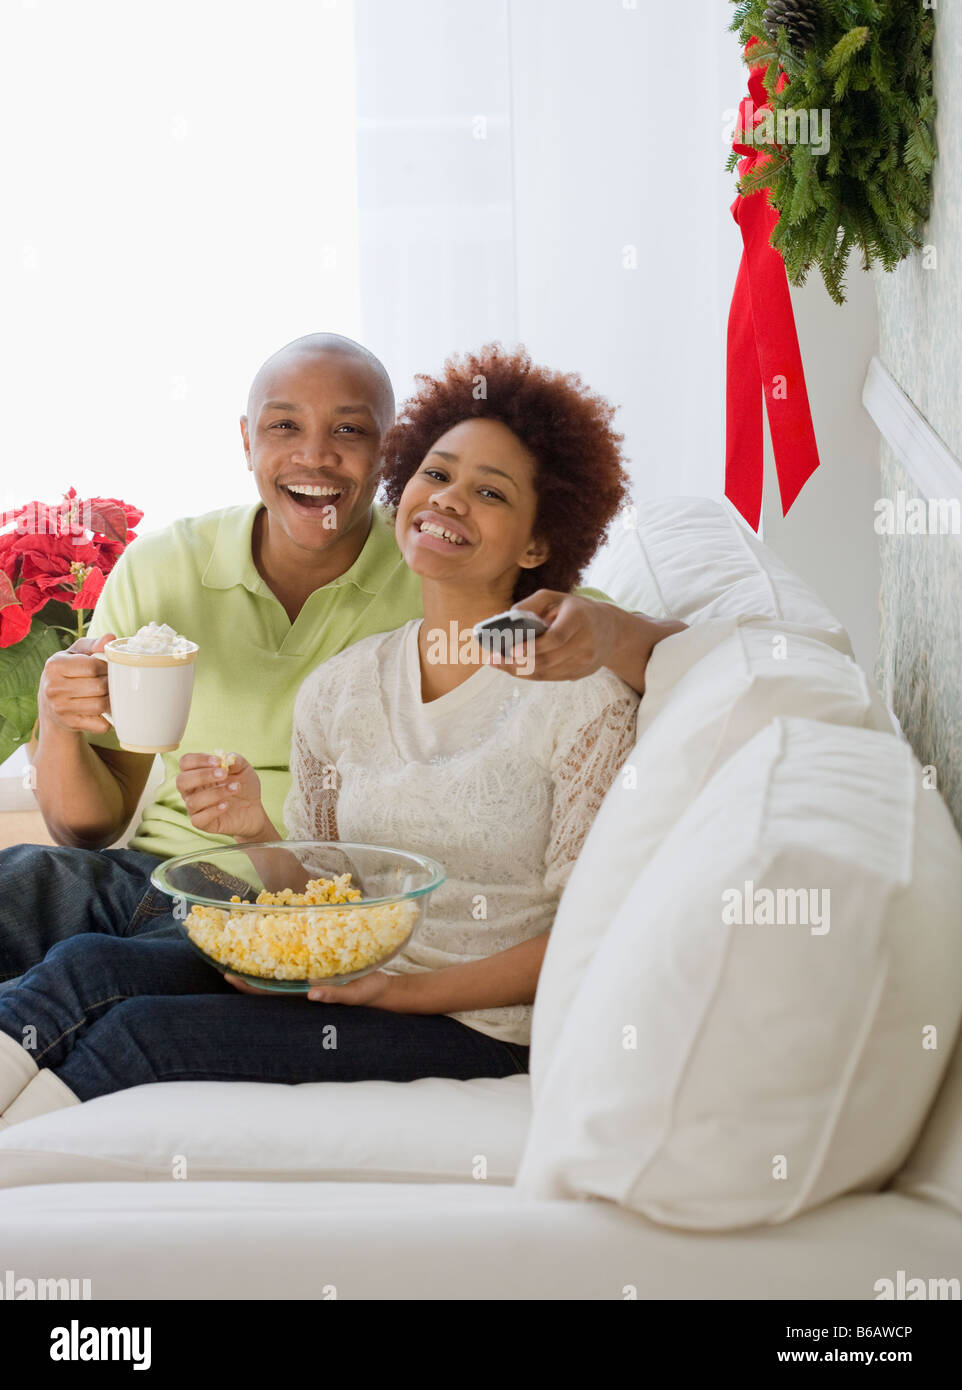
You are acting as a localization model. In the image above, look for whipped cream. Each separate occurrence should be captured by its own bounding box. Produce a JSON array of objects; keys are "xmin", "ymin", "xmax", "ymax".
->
[{"xmin": 121, "ymin": 621, "xmax": 194, "ymax": 656}]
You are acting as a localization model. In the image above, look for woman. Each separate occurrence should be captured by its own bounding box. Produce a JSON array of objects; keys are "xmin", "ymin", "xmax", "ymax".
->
[{"xmin": 0, "ymin": 346, "xmax": 641, "ymax": 1126}]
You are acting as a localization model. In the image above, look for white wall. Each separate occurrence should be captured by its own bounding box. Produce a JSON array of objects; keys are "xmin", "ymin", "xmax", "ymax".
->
[{"xmin": 761, "ymin": 269, "xmax": 881, "ymax": 673}]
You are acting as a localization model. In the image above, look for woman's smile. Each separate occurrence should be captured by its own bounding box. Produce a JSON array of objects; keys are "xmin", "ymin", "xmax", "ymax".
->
[{"xmin": 411, "ymin": 510, "xmax": 473, "ymax": 552}]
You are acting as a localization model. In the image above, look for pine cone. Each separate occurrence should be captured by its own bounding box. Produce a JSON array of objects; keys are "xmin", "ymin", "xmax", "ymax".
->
[{"xmin": 763, "ymin": 0, "xmax": 821, "ymax": 54}]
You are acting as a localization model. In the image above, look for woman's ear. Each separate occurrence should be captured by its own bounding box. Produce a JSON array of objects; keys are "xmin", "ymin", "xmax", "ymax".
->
[{"xmin": 519, "ymin": 535, "xmax": 550, "ymax": 570}]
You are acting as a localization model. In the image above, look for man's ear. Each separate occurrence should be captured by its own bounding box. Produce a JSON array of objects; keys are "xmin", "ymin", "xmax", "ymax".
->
[
  {"xmin": 240, "ymin": 415, "xmax": 252, "ymax": 468},
  {"xmin": 519, "ymin": 536, "xmax": 550, "ymax": 570}
]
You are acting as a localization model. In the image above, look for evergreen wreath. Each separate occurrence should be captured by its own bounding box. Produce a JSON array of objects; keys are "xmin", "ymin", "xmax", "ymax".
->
[{"xmin": 727, "ymin": 0, "xmax": 937, "ymax": 304}]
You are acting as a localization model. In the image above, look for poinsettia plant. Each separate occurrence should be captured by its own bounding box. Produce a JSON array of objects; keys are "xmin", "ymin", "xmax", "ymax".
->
[{"xmin": 0, "ymin": 489, "xmax": 143, "ymax": 765}]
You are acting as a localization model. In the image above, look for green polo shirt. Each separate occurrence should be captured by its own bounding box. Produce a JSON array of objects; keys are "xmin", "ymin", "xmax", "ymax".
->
[{"xmin": 84, "ymin": 500, "xmax": 613, "ymax": 860}]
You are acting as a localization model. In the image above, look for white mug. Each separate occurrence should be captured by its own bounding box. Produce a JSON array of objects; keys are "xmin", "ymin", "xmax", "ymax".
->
[{"xmin": 102, "ymin": 638, "xmax": 199, "ymax": 753}]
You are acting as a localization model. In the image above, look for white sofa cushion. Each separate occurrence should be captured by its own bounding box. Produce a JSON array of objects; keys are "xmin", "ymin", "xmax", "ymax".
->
[
  {"xmin": 891, "ymin": 1022, "xmax": 962, "ymax": 1217},
  {"xmin": 516, "ymin": 717, "xmax": 962, "ymax": 1229},
  {"xmin": 585, "ymin": 495, "xmax": 851, "ymax": 649},
  {"xmin": 531, "ymin": 616, "xmax": 895, "ymax": 1083},
  {"xmin": 0, "ymin": 1072, "xmax": 531, "ymax": 1189},
  {"xmin": 0, "ymin": 1182, "xmax": 956, "ymax": 1301}
]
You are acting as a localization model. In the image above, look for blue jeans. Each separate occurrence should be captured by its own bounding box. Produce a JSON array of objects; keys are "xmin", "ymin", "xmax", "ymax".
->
[
  {"xmin": 0, "ymin": 934, "xmax": 530, "ymax": 1100},
  {"xmin": 0, "ymin": 842, "xmax": 176, "ymax": 994}
]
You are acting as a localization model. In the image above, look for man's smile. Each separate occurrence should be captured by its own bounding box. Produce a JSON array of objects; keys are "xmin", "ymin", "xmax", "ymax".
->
[{"xmin": 280, "ymin": 480, "xmax": 347, "ymax": 511}]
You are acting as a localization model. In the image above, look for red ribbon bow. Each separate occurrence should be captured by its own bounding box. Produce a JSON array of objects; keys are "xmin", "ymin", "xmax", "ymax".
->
[{"xmin": 726, "ymin": 41, "xmax": 820, "ymax": 532}]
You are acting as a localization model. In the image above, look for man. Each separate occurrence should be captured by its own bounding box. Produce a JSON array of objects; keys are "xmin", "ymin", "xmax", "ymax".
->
[{"xmin": 0, "ymin": 333, "xmax": 684, "ymax": 990}]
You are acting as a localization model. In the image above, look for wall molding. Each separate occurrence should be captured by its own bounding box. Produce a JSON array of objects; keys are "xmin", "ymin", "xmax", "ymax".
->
[{"xmin": 863, "ymin": 356, "xmax": 962, "ymax": 545}]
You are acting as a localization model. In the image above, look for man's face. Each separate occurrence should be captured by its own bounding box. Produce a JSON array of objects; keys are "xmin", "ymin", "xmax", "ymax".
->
[{"xmin": 240, "ymin": 351, "xmax": 386, "ymax": 554}]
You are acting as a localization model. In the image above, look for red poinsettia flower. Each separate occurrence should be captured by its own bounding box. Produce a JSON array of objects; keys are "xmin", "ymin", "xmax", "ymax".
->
[
  {"xmin": 0, "ymin": 572, "xmax": 32, "ymax": 649},
  {"xmin": 88, "ymin": 495, "xmax": 144, "ymax": 534},
  {"xmin": 0, "ymin": 486, "xmax": 142, "ymax": 651},
  {"xmin": 12, "ymin": 580, "xmax": 48, "ymax": 618},
  {"xmin": 0, "ymin": 532, "xmax": 19, "ymax": 580},
  {"xmin": 2, "ymin": 488, "xmax": 143, "ymax": 547},
  {"xmin": 89, "ymin": 533, "xmax": 137, "ymax": 577},
  {"xmin": 22, "ymin": 549, "xmax": 106, "ymax": 610},
  {"xmin": 69, "ymin": 563, "xmax": 106, "ymax": 610},
  {"xmin": 0, "ymin": 604, "xmax": 31, "ymax": 648},
  {"xmin": 15, "ymin": 536, "xmax": 91, "ymax": 595}
]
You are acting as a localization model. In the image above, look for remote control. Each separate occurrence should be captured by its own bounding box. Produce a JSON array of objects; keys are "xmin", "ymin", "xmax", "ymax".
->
[{"xmin": 472, "ymin": 608, "xmax": 549, "ymax": 651}]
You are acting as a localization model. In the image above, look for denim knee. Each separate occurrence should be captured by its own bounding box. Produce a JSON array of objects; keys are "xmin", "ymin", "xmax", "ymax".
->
[
  {"xmin": 41, "ymin": 932, "xmax": 133, "ymax": 974},
  {"xmin": 75, "ymin": 996, "xmax": 159, "ymax": 1063},
  {"xmin": 52, "ymin": 995, "xmax": 165, "ymax": 1099}
]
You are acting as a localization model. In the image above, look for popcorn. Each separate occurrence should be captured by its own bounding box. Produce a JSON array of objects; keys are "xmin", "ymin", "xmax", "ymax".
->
[
  {"xmin": 122, "ymin": 621, "xmax": 194, "ymax": 656},
  {"xmin": 183, "ymin": 873, "xmax": 418, "ymax": 980},
  {"xmin": 212, "ymin": 749, "xmax": 236, "ymax": 772}
]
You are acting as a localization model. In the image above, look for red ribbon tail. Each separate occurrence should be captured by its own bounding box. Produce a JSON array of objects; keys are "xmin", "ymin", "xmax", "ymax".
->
[
  {"xmin": 742, "ymin": 196, "xmax": 821, "ymax": 518},
  {"xmin": 725, "ymin": 49, "xmax": 821, "ymax": 530},
  {"xmin": 726, "ymin": 249, "xmax": 764, "ymax": 532},
  {"xmin": 727, "ymin": 182, "xmax": 820, "ymax": 529}
]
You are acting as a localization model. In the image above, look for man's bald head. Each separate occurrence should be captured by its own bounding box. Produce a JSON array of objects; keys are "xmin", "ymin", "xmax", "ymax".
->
[{"xmin": 246, "ymin": 333, "xmax": 395, "ymax": 433}]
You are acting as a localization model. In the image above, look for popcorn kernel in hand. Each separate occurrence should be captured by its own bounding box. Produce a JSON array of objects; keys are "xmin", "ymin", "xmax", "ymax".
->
[{"xmin": 212, "ymin": 749, "xmax": 236, "ymax": 773}]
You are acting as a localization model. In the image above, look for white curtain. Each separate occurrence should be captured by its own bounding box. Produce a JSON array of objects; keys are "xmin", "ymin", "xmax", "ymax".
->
[
  {"xmin": 353, "ymin": 0, "xmax": 517, "ymax": 404},
  {"xmin": 354, "ymin": 0, "xmax": 747, "ymax": 501}
]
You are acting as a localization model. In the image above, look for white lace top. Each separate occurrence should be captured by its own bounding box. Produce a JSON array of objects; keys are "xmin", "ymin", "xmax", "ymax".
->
[{"xmin": 283, "ymin": 619, "xmax": 640, "ymax": 1046}]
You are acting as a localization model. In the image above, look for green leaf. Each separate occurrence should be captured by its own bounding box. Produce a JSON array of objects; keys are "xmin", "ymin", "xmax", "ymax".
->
[
  {"xmin": 787, "ymin": 143, "xmax": 817, "ymax": 223},
  {"xmin": 0, "ymin": 620, "xmax": 64, "ymax": 704},
  {"xmin": 0, "ymin": 695, "xmax": 38, "ymax": 741},
  {"xmin": 0, "ymin": 726, "xmax": 21, "ymax": 769},
  {"xmin": 33, "ymin": 597, "xmax": 80, "ymax": 631},
  {"xmin": 0, "ymin": 621, "xmax": 64, "ymax": 763},
  {"xmin": 738, "ymin": 152, "xmax": 789, "ymax": 199},
  {"xmin": 833, "ymin": 64, "xmax": 852, "ymax": 103},
  {"xmin": 729, "ymin": 1, "xmax": 755, "ymax": 35},
  {"xmin": 825, "ymin": 27, "xmax": 871, "ymax": 80}
]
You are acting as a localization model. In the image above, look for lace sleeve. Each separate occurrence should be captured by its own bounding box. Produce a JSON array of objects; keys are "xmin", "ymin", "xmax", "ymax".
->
[
  {"xmin": 282, "ymin": 721, "xmax": 341, "ymax": 842},
  {"xmin": 544, "ymin": 692, "xmax": 640, "ymax": 895}
]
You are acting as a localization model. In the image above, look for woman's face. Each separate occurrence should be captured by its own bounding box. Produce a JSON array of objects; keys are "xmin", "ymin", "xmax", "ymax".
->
[{"xmin": 395, "ymin": 417, "xmax": 549, "ymax": 597}]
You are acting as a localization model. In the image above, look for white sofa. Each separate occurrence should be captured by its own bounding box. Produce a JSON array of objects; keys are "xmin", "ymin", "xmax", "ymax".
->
[{"xmin": 1, "ymin": 497, "xmax": 960, "ymax": 1300}]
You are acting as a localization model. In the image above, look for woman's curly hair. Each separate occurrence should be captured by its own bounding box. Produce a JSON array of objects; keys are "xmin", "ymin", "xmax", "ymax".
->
[{"xmin": 380, "ymin": 344, "xmax": 630, "ymax": 602}]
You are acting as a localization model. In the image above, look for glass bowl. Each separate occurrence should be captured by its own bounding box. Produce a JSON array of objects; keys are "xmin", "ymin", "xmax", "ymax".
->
[{"xmin": 150, "ymin": 841, "xmax": 445, "ymax": 993}]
